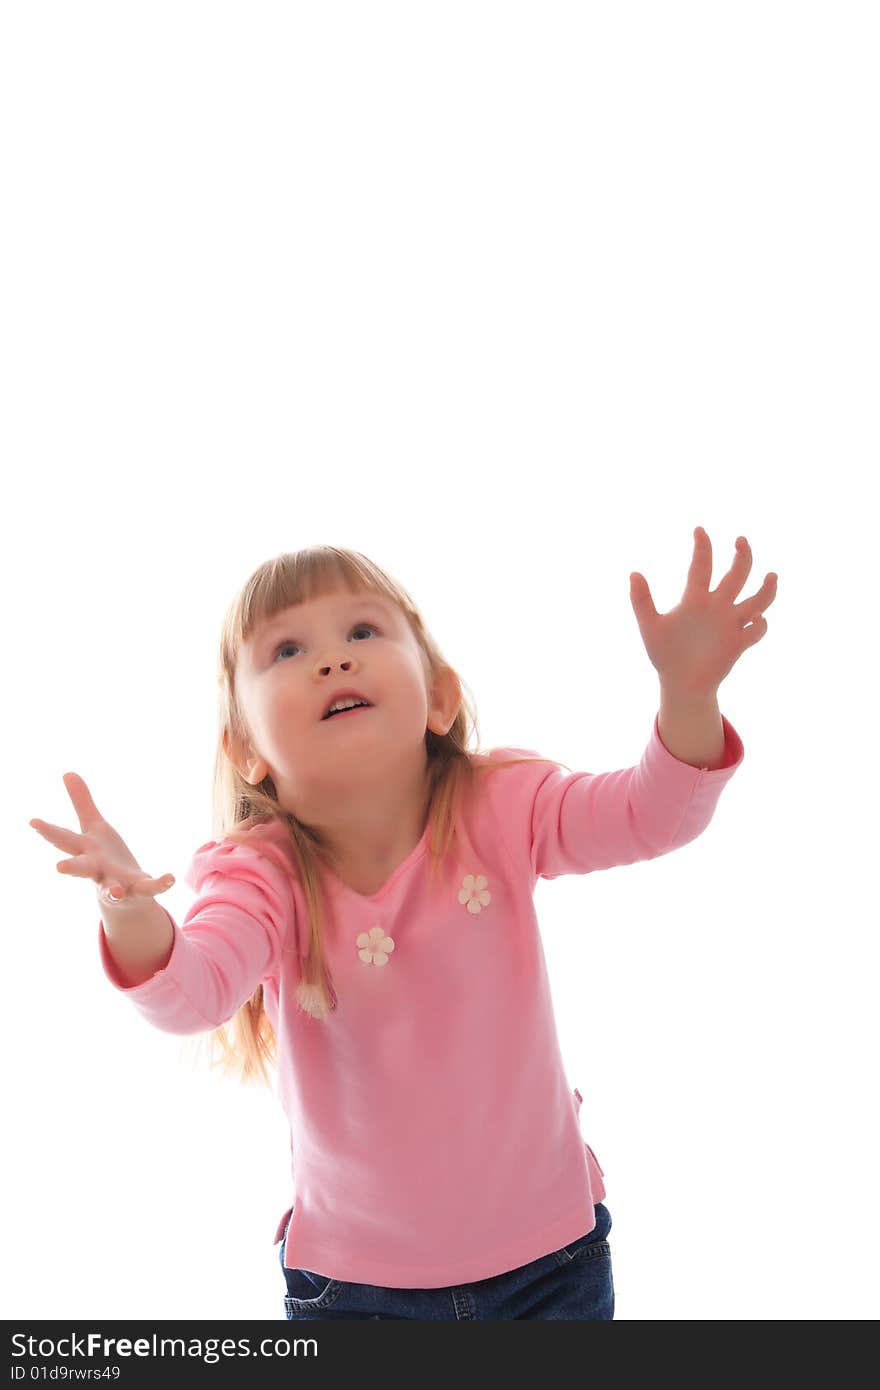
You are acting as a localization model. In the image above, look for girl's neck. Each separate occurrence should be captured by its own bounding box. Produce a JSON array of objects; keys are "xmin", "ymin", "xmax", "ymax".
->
[{"xmin": 316, "ymin": 773, "xmax": 431, "ymax": 889}]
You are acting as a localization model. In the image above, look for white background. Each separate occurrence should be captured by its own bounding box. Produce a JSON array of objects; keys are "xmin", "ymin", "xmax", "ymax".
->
[{"xmin": 3, "ymin": 1, "xmax": 877, "ymax": 1322}]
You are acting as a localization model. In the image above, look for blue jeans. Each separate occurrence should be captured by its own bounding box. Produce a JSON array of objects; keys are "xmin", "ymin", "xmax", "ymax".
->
[{"xmin": 277, "ymin": 1202, "xmax": 614, "ymax": 1320}]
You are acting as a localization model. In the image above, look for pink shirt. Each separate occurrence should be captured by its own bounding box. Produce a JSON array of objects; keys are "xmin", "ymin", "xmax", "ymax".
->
[{"xmin": 98, "ymin": 711, "xmax": 744, "ymax": 1288}]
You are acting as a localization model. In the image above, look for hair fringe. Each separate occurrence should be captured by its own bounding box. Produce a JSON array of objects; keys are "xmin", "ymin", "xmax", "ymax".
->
[{"xmin": 183, "ymin": 545, "xmax": 570, "ymax": 1088}]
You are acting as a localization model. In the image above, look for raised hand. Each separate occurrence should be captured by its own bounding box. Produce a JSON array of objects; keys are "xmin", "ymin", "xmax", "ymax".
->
[
  {"xmin": 629, "ymin": 527, "xmax": 778, "ymax": 699},
  {"xmin": 29, "ymin": 772, "xmax": 175, "ymax": 906}
]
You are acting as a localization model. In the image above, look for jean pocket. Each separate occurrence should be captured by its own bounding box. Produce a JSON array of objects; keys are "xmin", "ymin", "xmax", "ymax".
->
[
  {"xmin": 551, "ymin": 1202, "xmax": 612, "ymax": 1268},
  {"xmin": 283, "ymin": 1268, "xmax": 346, "ymax": 1314}
]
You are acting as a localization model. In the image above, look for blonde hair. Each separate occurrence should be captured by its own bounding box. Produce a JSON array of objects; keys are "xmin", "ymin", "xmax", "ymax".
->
[{"xmin": 192, "ymin": 545, "xmax": 569, "ymax": 1088}]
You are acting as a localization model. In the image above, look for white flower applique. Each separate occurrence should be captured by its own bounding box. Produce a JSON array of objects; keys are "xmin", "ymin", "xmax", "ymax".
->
[
  {"xmin": 356, "ymin": 924, "xmax": 396, "ymax": 966},
  {"xmin": 459, "ymin": 873, "xmax": 491, "ymax": 914}
]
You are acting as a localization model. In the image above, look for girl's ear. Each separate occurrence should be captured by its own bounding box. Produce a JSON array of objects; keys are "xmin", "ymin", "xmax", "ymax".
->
[
  {"xmin": 223, "ymin": 729, "xmax": 268, "ymax": 786},
  {"xmin": 427, "ymin": 665, "xmax": 462, "ymax": 737}
]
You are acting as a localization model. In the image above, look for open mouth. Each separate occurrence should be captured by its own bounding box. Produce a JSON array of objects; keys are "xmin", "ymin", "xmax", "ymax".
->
[{"xmin": 322, "ymin": 703, "xmax": 373, "ymax": 722}]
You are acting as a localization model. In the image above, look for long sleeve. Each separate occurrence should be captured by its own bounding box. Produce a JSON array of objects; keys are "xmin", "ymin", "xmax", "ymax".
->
[
  {"xmin": 97, "ymin": 833, "xmax": 298, "ymax": 1035},
  {"xmin": 487, "ymin": 711, "xmax": 744, "ymax": 882}
]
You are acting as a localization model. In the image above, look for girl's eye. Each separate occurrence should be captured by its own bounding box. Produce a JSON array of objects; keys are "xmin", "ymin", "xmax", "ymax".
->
[{"xmin": 273, "ymin": 624, "xmax": 378, "ymax": 662}]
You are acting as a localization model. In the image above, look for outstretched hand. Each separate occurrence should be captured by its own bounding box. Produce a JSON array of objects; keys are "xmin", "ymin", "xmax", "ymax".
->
[
  {"xmin": 29, "ymin": 772, "xmax": 175, "ymax": 905},
  {"xmin": 629, "ymin": 527, "xmax": 778, "ymax": 699}
]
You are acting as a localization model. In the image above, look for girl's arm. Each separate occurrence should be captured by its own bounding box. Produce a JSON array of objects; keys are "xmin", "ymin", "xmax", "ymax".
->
[
  {"xmin": 97, "ymin": 838, "xmax": 296, "ymax": 1035},
  {"xmin": 658, "ymin": 688, "xmax": 726, "ymax": 770},
  {"xmin": 99, "ymin": 891, "xmax": 175, "ymax": 987}
]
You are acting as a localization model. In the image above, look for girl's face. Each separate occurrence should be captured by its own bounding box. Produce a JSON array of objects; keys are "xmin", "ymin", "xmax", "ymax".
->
[{"xmin": 229, "ymin": 585, "xmax": 452, "ymax": 815}]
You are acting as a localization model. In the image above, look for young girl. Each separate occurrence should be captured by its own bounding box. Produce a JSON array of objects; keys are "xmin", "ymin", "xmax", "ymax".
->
[{"xmin": 30, "ymin": 532, "xmax": 777, "ymax": 1321}]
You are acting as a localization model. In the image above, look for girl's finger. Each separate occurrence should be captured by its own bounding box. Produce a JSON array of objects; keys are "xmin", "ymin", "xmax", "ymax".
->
[
  {"xmin": 56, "ymin": 857, "xmax": 100, "ymax": 880},
  {"xmin": 60, "ymin": 773, "xmax": 105, "ymax": 833},
  {"xmin": 140, "ymin": 874, "xmax": 175, "ymax": 895},
  {"xmin": 29, "ymin": 818, "xmax": 86, "ymax": 855},
  {"xmin": 105, "ymin": 873, "xmax": 175, "ymax": 900}
]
